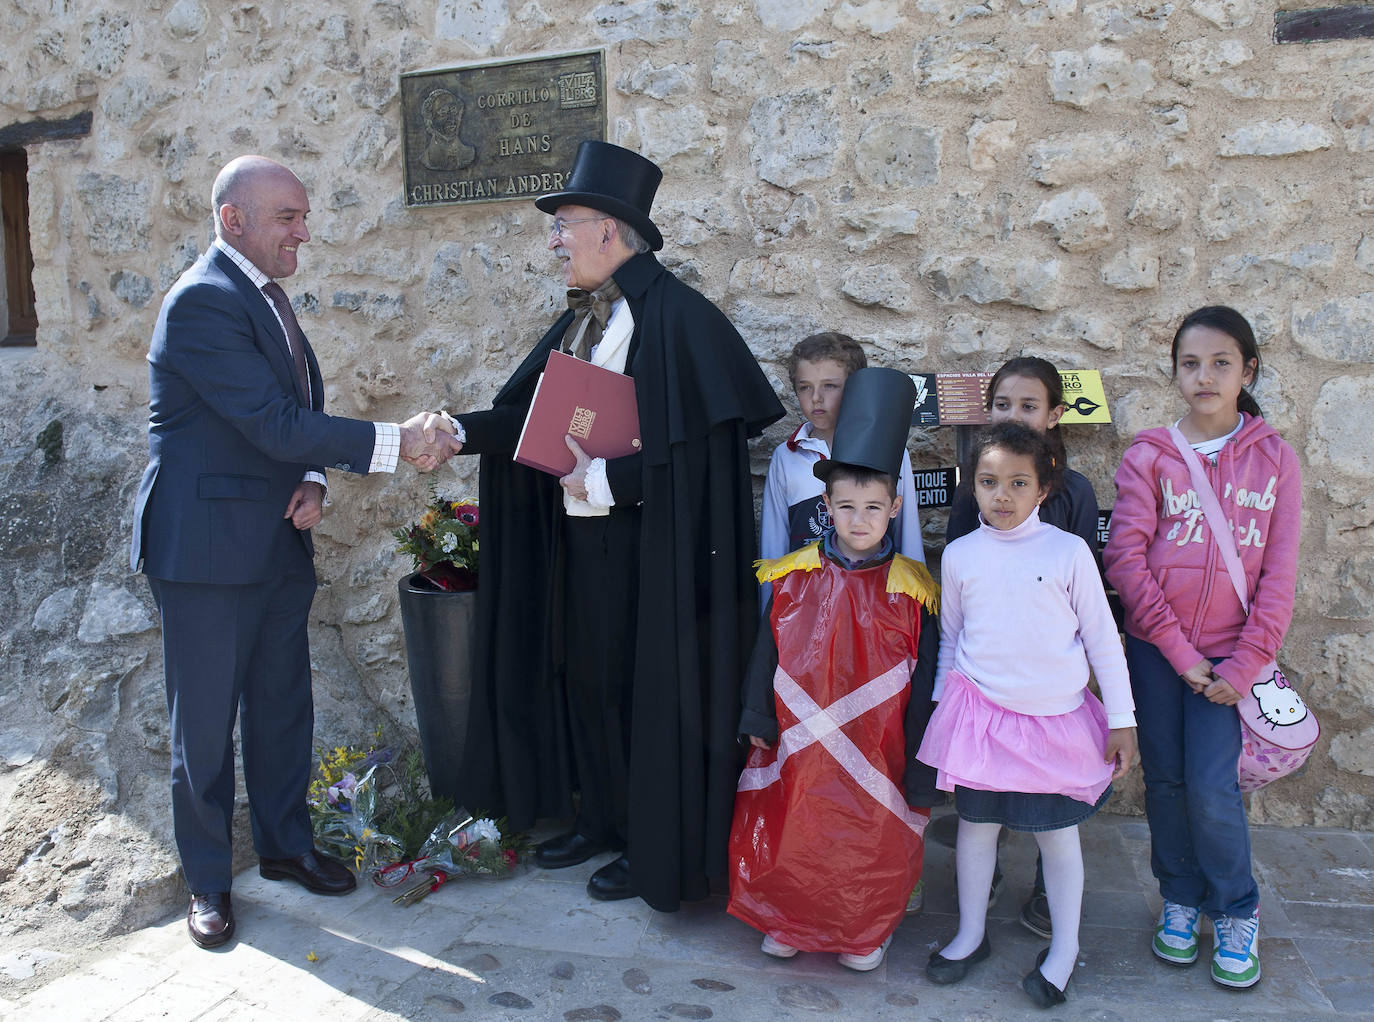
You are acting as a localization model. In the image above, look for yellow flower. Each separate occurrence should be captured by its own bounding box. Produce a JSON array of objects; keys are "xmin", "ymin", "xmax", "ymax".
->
[
  {"xmin": 419, "ymin": 509, "xmax": 439, "ymax": 530},
  {"xmin": 306, "ymin": 950, "xmax": 319, "ymax": 963}
]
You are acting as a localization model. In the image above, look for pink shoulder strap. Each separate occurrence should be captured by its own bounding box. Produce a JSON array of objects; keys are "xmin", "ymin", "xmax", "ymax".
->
[{"xmin": 1167, "ymin": 426, "xmax": 1251, "ymax": 614}]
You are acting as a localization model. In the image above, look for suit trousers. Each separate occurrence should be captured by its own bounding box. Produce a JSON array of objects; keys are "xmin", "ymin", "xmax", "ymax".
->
[
  {"xmin": 562, "ymin": 508, "xmax": 641, "ymax": 847},
  {"xmin": 149, "ymin": 564, "xmax": 317, "ymax": 893}
]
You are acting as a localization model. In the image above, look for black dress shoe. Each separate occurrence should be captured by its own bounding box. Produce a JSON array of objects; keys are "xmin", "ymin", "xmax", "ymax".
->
[
  {"xmin": 259, "ymin": 849, "xmax": 357, "ymax": 895},
  {"xmin": 188, "ymin": 892, "xmax": 234, "ymax": 949},
  {"xmin": 533, "ymin": 831, "xmax": 619, "ymax": 870},
  {"xmin": 926, "ymin": 933, "xmax": 992, "ymax": 985},
  {"xmin": 587, "ymin": 854, "xmax": 635, "ymax": 901},
  {"xmin": 1022, "ymin": 946, "xmax": 1070, "ymax": 1008}
]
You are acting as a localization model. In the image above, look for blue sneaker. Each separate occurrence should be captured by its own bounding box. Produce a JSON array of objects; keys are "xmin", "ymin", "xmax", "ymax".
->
[
  {"xmin": 1152, "ymin": 901, "xmax": 1201, "ymax": 965},
  {"xmin": 1212, "ymin": 908, "xmax": 1261, "ymax": 988}
]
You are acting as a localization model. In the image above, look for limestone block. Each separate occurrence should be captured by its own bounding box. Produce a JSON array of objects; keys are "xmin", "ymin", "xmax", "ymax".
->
[
  {"xmin": 1048, "ymin": 45, "xmax": 1154, "ymax": 109},
  {"xmin": 1308, "ymin": 374, "xmax": 1374, "ymax": 494},
  {"xmin": 1028, "ymin": 131, "xmax": 1137, "ymax": 186},
  {"xmin": 1126, "ymin": 183, "xmax": 1187, "ymax": 231},
  {"xmin": 1033, "ymin": 311, "xmax": 1123, "ymax": 352},
  {"xmin": 1355, "ymin": 178, "xmax": 1374, "ymax": 215},
  {"xmin": 1160, "ymin": 244, "xmax": 1196, "ymax": 288},
  {"xmin": 98, "ymin": 76, "xmax": 157, "ymax": 128},
  {"xmin": 1032, "ymin": 189, "xmax": 1112, "ymax": 252},
  {"xmin": 165, "ymin": 0, "xmax": 207, "ymax": 40},
  {"xmin": 1292, "ymin": 294, "xmax": 1374, "ymax": 364},
  {"xmin": 939, "ymin": 313, "xmax": 1014, "ymax": 357},
  {"xmin": 656, "ymin": 197, "xmax": 735, "ymax": 248},
  {"xmin": 1190, "ymin": 0, "xmax": 1254, "ymax": 28},
  {"xmin": 1208, "ymin": 244, "xmax": 1336, "ymax": 296},
  {"xmin": 832, "ymin": 0, "xmax": 904, "ymax": 34},
  {"xmin": 331, "ymin": 290, "xmax": 406, "ymax": 323},
  {"xmin": 1217, "ymin": 76, "xmax": 1319, "ymax": 102},
  {"xmin": 617, "ymin": 60, "xmax": 696, "ymax": 100},
  {"xmin": 915, "ymin": 37, "xmax": 1016, "ymax": 95},
  {"xmin": 109, "ymin": 270, "xmax": 153, "ymax": 309},
  {"xmin": 1083, "ymin": 0, "xmax": 1174, "ymax": 39},
  {"xmin": 1356, "ymin": 236, "xmax": 1374, "ymax": 275},
  {"xmin": 343, "ymin": 591, "xmax": 393, "ymax": 626},
  {"xmin": 1014, "ymin": 0, "xmax": 1077, "ymax": 27},
  {"xmin": 841, "ymin": 265, "xmax": 912, "ymax": 310},
  {"xmin": 848, "ymin": 57, "xmax": 896, "ymax": 101},
  {"xmin": 1308, "ymin": 631, "xmax": 1374, "ymax": 720},
  {"xmin": 1167, "ymin": 38, "xmax": 1250, "ymax": 86},
  {"xmin": 967, "ymin": 118, "xmax": 1016, "ymax": 171},
  {"xmin": 1313, "ymin": 786, "xmax": 1374, "ymax": 830},
  {"xmin": 136, "ymin": 127, "xmax": 197, "ymax": 184},
  {"xmin": 710, "ymin": 40, "xmax": 767, "ymax": 95},
  {"xmin": 77, "ymin": 584, "xmax": 155, "ymax": 644},
  {"xmin": 1198, "ymin": 183, "xmax": 1270, "ymax": 242},
  {"xmin": 34, "ymin": 588, "xmax": 81, "ymax": 635},
  {"xmin": 633, "ymin": 104, "xmax": 723, "ymax": 164},
  {"xmin": 436, "ymin": 0, "xmax": 509, "ymax": 50},
  {"xmin": 1100, "ymin": 244, "xmax": 1158, "ymax": 291},
  {"xmin": 344, "ymin": 114, "xmax": 396, "ymax": 171},
  {"xmin": 357, "ymin": 631, "xmax": 403, "ymax": 668},
  {"xmin": 854, "ymin": 116, "xmax": 940, "ymax": 188},
  {"xmin": 839, "ymin": 205, "xmax": 920, "ymax": 251},
  {"xmin": 1218, "ymin": 118, "xmax": 1334, "ymax": 158},
  {"xmin": 1329, "ymin": 729, "xmax": 1374, "ymax": 777},
  {"xmin": 76, "ymin": 173, "xmax": 151, "ymax": 256},
  {"xmin": 755, "ymin": 0, "xmax": 830, "ymax": 29},
  {"xmin": 728, "ymin": 254, "xmax": 816, "ymax": 296},
  {"xmin": 593, "ymin": 0, "xmax": 698, "ymax": 42},
  {"xmin": 300, "ymin": 84, "xmax": 338, "ymax": 125},
  {"xmin": 515, "ymin": 1, "xmax": 556, "ymax": 26},
  {"xmin": 79, "ymin": 11, "xmax": 131, "ymax": 77},
  {"xmin": 1151, "ymin": 103, "xmax": 1188, "ymax": 137},
  {"xmin": 1332, "ymin": 91, "xmax": 1374, "ymax": 153},
  {"xmin": 920, "ymin": 253, "xmax": 1063, "ymax": 310},
  {"xmin": 748, "ymin": 90, "xmax": 839, "ymax": 189},
  {"xmin": 424, "ymin": 242, "xmax": 473, "ymax": 317}
]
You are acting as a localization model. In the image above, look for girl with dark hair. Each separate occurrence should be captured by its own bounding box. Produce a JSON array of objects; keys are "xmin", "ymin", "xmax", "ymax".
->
[{"xmin": 1104, "ymin": 306, "xmax": 1298, "ymax": 990}]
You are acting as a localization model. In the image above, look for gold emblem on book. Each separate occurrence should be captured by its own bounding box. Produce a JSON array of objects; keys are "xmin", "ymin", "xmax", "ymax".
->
[{"xmin": 569, "ymin": 406, "xmax": 596, "ymax": 439}]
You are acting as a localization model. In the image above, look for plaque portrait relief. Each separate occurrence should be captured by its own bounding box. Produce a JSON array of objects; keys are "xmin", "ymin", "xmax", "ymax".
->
[{"xmin": 400, "ymin": 50, "xmax": 607, "ymax": 208}]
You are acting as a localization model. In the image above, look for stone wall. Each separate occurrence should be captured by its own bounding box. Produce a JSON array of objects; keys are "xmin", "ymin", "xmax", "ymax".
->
[{"xmin": 2, "ymin": 0, "xmax": 1372, "ymax": 960}]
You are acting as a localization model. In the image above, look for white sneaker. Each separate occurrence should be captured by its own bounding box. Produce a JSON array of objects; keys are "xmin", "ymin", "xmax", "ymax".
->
[
  {"xmin": 906, "ymin": 880, "xmax": 925, "ymax": 915},
  {"xmin": 761, "ymin": 933, "xmax": 798, "ymax": 959},
  {"xmin": 1152, "ymin": 901, "xmax": 1202, "ymax": 965},
  {"xmin": 838, "ymin": 935, "xmax": 893, "ymax": 972},
  {"xmin": 1211, "ymin": 907, "xmax": 1261, "ymax": 988}
]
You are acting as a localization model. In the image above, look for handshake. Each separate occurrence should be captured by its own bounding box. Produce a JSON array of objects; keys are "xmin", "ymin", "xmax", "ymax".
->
[{"xmin": 400, "ymin": 411, "xmax": 463, "ymax": 473}]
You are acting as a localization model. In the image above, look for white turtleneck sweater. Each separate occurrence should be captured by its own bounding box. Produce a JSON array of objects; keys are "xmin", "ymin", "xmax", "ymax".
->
[{"xmin": 935, "ymin": 509, "xmax": 1136, "ymax": 729}]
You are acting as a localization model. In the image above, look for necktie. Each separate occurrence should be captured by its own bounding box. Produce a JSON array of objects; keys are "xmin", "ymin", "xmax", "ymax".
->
[
  {"xmin": 261, "ymin": 280, "xmax": 311, "ymax": 405},
  {"xmin": 561, "ymin": 279, "xmax": 624, "ymax": 361}
]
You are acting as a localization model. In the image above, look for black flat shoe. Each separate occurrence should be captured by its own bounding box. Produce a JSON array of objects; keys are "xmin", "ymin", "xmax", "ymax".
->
[
  {"xmin": 259, "ymin": 849, "xmax": 356, "ymax": 895},
  {"xmin": 587, "ymin": 854, "xmax": 635, "ymax": 901},
  {"xmin": 926, "ymin": 934, "xmax": 991, "ymax": 985},
  {"xmin": 1022, "ymin": 946, "xmax": 1070, "ymax": 1008},
  {"xmin": 534, "ymin": 831, "xmax": 620, "ymax": 869}
]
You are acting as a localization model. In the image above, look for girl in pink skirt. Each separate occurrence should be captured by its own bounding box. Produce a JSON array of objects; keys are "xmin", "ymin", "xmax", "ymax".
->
[{"xmin": 918, "ymin": 422, "xmax": 1137, "ymax": 1009}]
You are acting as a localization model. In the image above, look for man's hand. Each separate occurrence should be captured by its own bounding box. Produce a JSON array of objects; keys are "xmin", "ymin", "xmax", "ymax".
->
[
  {"xmin": 559, "ymin": 435, "xmax": 592, "ymax": 500},
  {"xmin": 283, "ymin": 480, "xmax": 325, "ymax": 530},
  {"xmin": 748, "ymin": 735, "xmax": 772, "ymax": 750},
  {"xmin": 400, "ymin": 412, "xmax": 462, "ymax": 472},
  {"xmin": 1105, "ymin": 726, "xmax": 1137, "ymax": 781},
  {"xmin": 1181, "ymin": 660, "xmax": 1213, "ymax": 694}
]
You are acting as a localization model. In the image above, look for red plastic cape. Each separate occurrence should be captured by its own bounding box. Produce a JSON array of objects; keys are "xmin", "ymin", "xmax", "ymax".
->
[{"xmin": 728, "ymin": 552, "xmax": 930, "ymax": 953}]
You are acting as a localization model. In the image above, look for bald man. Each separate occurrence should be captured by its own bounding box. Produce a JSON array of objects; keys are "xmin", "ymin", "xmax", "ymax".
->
[{"xmin": 131, "ymin": 155, "xmax": 458, "ymax": 948}]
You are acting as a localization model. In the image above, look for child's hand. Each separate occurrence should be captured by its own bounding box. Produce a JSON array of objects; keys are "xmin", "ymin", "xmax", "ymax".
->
[
  {"xmin": 1181, "ymin": 660, "xmax": 1213, "ymax": 693},
  {"xmin": 1105, "ymin": 727, "xmax": 1137, "ymax": 781},
  {"xmin": 1202, "ymin": 676, "xmax": 1242, "ymax": 706},
  {"xmin": 747, "ymin": 735, "xmax": 772, "ymax": 750}
]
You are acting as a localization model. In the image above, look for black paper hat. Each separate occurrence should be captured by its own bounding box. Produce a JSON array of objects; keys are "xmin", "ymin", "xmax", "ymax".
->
[
  {"xmin": 536, "ymin": 141, "xmax": 664, "ymax": 252},
  {"xmin": 813, "ymin": 368, "xmax": 917, "ymax": 483}
]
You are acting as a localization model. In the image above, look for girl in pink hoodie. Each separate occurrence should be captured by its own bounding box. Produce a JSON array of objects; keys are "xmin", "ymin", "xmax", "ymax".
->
[{"xmin": 1103, "ymin": 306, "xmax": 1300, "ymax": 992}]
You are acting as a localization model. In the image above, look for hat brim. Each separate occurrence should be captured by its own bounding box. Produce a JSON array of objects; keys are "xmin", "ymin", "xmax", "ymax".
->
[{"xmin": 535, "ymin": 191, "xmax": 664, "ymax": 251}]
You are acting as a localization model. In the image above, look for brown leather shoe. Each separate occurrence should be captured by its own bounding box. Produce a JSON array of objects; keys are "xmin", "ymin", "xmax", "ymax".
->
[
  {"xmin": 187, "ymin": 892, "xmax": 234, "ymax": 948},
  {"xmin": 259, "ymin": 849, "xmax": 357, "ymax": 895}
]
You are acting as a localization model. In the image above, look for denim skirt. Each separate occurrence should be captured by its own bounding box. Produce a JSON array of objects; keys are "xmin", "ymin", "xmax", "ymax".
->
[{"xmin": 955, "ymin": 784, "xmax": 1112, "ymax": 833}]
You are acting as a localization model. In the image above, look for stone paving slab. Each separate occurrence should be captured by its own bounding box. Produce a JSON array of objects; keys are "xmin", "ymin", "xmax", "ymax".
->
[{"xmin": 4, "ymin": 813, "xmax": 1372, "ymax": 1022}]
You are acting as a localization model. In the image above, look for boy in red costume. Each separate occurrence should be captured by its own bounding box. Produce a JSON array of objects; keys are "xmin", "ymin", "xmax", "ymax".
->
[{"xmin": 728, "ymin": 369, "xmax": 940, "ymax": 972}]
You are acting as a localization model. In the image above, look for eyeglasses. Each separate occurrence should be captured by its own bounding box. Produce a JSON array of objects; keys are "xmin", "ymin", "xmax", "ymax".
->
[{"xmin": 549, "ymin": 216, "xmax": 607, "ymax": 238}]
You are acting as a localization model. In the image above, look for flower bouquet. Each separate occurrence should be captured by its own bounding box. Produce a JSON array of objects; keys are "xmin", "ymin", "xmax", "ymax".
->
[
  {"xmin": 373, "ymin": 811, "xmax": 524, "ymax": 905},
  {"xmin": 394, "ymin": 485, "xmax": 479, "ymax": 592}
]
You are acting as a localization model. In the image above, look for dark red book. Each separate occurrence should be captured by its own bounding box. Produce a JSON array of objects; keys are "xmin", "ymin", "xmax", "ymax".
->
[{"xmin": 514, "ymin": 349, "xmax": 642, "ymax": 476}]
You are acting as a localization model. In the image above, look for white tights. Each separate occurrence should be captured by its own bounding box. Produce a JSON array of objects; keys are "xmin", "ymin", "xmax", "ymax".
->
[{"xmin": 941, "ymin": 819, "xmax": 1082, "ymax": 989}]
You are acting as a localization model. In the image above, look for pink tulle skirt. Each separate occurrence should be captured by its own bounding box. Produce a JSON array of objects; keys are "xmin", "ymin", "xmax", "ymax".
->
[{"xmin": 917, "ymin": 669, "xmax": 1114, "ymax": 807}]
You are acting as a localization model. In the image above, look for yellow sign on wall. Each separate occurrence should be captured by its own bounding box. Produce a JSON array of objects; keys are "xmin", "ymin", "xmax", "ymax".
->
[{"xmin": 1057, "ymin": 370, "xmax": 1111, "ymax": 424}]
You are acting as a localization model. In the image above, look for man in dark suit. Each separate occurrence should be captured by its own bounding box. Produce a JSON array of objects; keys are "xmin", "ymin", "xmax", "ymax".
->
[{"xmin": 131, "ymin": 155, "xmax": 458, "ymax": 948}]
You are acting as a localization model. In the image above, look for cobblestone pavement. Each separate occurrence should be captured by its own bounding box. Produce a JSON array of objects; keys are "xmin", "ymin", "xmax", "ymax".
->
[{"xmin": 3, "ymin": 810, "xmax": 1371, "ymax": 1021}]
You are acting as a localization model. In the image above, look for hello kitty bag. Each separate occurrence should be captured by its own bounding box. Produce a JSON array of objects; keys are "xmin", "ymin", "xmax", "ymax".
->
[{"xmin": 1168, "ymin": 428, "xmax": 1319, "ymax": 792}]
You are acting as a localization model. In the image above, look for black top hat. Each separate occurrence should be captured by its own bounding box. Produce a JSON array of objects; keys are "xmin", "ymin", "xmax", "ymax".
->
[
  {"xmin": 536, "ymin": 141, "xmax": 664, "ymax": 252},
  {"xmin": 813, "ymin": 368, "xmax": 917, "ymax": 483}
]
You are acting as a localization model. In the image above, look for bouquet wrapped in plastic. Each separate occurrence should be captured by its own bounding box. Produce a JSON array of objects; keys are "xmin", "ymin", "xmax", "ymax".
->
[
  {"xmin": 373, "ymin": 810, "xmax": 519, "ymax": 904},
  {"xmin": 309, "ymin": 762, "xmax": 406, "ymax": 875}
]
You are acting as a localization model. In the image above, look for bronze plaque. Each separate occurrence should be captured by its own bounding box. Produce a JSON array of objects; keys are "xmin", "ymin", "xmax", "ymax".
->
[{"xmin": 399, "ymin": 50, "xmax": 606, "ymax": 208}]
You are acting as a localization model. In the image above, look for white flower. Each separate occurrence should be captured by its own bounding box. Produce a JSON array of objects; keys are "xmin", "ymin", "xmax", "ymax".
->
[
  {"xmin": 441, "ymin": 532, "xmax": 459, "ymax": 553},
  {"xmin": 467, "ymin": 818, "xmax": 502, "ymax": 845}
]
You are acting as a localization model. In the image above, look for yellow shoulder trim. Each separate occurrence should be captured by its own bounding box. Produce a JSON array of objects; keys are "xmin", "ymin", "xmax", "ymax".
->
[
  {"xmin": 755, "ymin": 542, "xmax": 823, "ymax": 584},
  {"xmin": 887, "ymin": 555, "xmax": 940, "ymax": 615}
]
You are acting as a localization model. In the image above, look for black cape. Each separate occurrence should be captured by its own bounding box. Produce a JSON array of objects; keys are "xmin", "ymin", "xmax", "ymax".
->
[{"xmin": 455, "ymin": 253, "xmax": 784, "ymax": 911}]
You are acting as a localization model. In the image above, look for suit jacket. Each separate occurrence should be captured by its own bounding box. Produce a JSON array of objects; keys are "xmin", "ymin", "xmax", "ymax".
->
[{"xmin": 131, "ymin": 245, "xmax": 376, "ymax": 585}]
